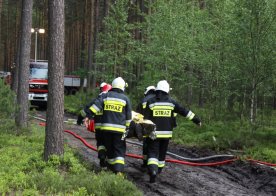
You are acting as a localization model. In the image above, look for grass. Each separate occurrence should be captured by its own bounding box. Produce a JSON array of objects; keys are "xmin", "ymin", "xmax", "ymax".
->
[
  {"xmin": 0, "ymin": 123, "xmax": 142, "ymax": 195},
  {"xmin": 173, "ymin": 117, "xmax": 276, "ymax": 163}
]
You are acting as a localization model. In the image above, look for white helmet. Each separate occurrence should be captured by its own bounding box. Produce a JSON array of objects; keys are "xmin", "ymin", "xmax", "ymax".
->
[
  {"xmin": 144, "ymin": 86, "xmax": 155, "ymax": 95},
  {"xmin": 156, "ymin": 80, "xmax": 170, "ymax": 93},
  {"xmin": 112, "ymin": 77, "xmax": 126, "ymax": 91},
  {"xmin": 100, "ymin": 82, "xmax": 107, "ymax": 88}
]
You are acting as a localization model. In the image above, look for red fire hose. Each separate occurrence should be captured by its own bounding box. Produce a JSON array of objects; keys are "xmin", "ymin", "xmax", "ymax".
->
[
  {"xmin": 64, "ymin": 129, "xmax": 238, "ymax": 166},
  {"xmin": 246, "ymin": 159, "xmax": 276, "ymax": 167},
  {"xmin": 37, "ymin": 119, "xmax": 275, "ymax": 168}
]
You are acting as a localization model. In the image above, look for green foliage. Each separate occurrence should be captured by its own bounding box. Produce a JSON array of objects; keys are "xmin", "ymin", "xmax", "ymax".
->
[
  {"xmin": 64, "ymin": 90, "xmax": 97, "ymax": 114},
  {"xmin": 0, "ymin": 79, "xmax": 16, "ymax": 120},
  {"xmin": 96, "ymin": 0, "xmax": 145, "ymax": 86},
  {"xmin": 173, "ymin": 116, "xmax": 276, "ymax": 162},
  {"xmin": 0, "ymin": 122, "xmax": 141, "ymax": 195}
]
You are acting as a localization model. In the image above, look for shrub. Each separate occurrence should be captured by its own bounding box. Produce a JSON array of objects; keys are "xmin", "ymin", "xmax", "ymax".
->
[{"xmin": 0, "ymin": 79, "xmax": 16, "ymax": 119}]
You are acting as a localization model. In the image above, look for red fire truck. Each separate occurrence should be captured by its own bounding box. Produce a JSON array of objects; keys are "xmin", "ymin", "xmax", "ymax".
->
[{"xmin": 29, "ymin": 60, "xmax": 85, "ymax": 106}]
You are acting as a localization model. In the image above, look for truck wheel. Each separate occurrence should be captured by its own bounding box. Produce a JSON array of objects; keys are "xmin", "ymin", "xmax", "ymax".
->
[
  {"xmin": 64, "ymin": 88, "xmax": 69, "ymax": 95},
  {"xmin": 70, "ymin": 88, "xmax": 78, "ymax": 95}
]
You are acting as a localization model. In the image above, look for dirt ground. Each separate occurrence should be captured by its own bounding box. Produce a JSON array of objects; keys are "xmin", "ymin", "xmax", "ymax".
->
[{"xmin": 35, "ymin": 111, "xmax": 276, "ymax": 196}]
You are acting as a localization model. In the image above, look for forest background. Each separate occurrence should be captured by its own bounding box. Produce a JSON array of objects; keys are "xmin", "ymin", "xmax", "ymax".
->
[{"xmin": 0, "ymin": 0, "xmax": 276, "ymax": 158}]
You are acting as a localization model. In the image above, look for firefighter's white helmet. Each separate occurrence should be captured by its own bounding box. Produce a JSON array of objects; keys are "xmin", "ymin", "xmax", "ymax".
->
[
  {"xmin": 112, "ymin": 77, "xmax": 126, "ymax": 91},
  {"xmin": 156, "ymin": 80, "xmax": 170, "ymax": 93},
  {"xmin": 144, "ymin": 86, "xmax": 155, "ymax": 95},
  {"xmin": 100, "ymin": 82, "xmax": 107, "ymax": 88}
]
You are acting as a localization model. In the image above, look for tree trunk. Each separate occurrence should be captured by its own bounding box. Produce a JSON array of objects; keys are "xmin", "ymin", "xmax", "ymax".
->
[
  {"xmin": 12, "ymin": 1, "xmax": 21, "ymax": 94},
  {"xmin": 92, "ymin": 0, "xmax": 99, "ymax": 86},
  {"xmin": 44, "ymin": 0, "xmax": 65, "ymax": 160},
  {"xmin": 0, "ymin": 0, "xmax": 3, "ymax": 68},
  {"xmin": 15, "ymin": 0, "xmax": 33, "ymax": 128},
  {"xmin": 250, "ymin": 80, "xmax": 257, "ymax": 126},
  {"xmin": 87, "ymin": 0, "xmax": 94, "ymax": 89}
]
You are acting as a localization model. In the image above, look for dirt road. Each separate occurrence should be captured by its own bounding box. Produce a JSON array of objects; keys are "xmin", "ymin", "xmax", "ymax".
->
[{"xmin": 34, "ymin": 111, "xmax": 276, "ymax": 196}]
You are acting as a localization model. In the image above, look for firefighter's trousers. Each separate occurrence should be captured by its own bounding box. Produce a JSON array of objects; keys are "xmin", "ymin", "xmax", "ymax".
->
[
  {"xmin": 147, "ymin": 138, "xmax": 169, "ymax": 175},
  {"xmin": 142, "ymin": 137, "xmax": 150, "ymax": 164},
  {"xmin": 103, "ymin": 131, "xmax": 126, "ymax": 173},
  {"xmin": 95, "ymin": 129, "xmax": 106, "ymax": 160}
]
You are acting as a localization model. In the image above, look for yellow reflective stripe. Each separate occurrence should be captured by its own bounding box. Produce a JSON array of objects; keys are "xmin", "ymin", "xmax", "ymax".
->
[
  {"xmin": 101, "ymin": 126, "xmax": 125, "ymax": 133},
  {"xmin": 80, "ymin": 109, "xmax": 86, "ymax": 117},
  {"xmin": 187, "ymin": 111, "xmax": 195, "ymax": 120},
  {"xmin": 148, "ymin": 161, "xmax": 159, "ymax": 166},
  {"xmin": 108, "ymin": 158, "xmax": 125, "ymax": 165},
  {"xmin": 142, "ymin": 102, "xmax": 147, "ymax": 109},
  {"xmin": 150, "ymin": 105, "xmax": 174, "ymax": 110},
  {"xmin": 98, "ymin": 146, "xmax": 106, "ymax": 151},
  {"xmin": 89, "ymin": 105, "xmax": 99, "ymax": 114},
  {"xmin": 95, "ymin": 111, "xmax": 103, "ymax": 115},
  {"xmin": 125, "ymin": 120, "xmax": 131, "ymax": 127},
  {"xmin": 174, "ymin": 113, "xmax": 177, "ymax": 117},
  {"xmin": 104, "ymin": 100, "xmax": 126, "ymax": 106},
  {"xmin": 156, "ymin": 135, "xmax": 172, "ymax": 138},
  {"xmin": 148, "ymin": 158, "xmax": 159, "ymax": 166}
]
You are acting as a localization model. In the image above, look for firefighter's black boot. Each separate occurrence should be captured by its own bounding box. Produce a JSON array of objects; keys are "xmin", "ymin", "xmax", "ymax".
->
[
  {"xmin": 149, "ymin": 170, "xmax": 157, "ymax": 183},
  {"xmin": 100, "ymin": 158, "xmax": 107, "ymax": 167},
  {"xmin": 98, "ymin": 150, "xmax": 107, "ymax": 167}
]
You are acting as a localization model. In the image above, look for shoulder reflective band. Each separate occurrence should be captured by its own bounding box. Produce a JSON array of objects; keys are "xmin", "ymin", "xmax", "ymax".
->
[
  {"xmin": 104, "ymin": 97, "xmax": 126, "ymax": 106},
  {"xmin": 153, "ymin": 110, "xmax": 171, "ymax": 117},
  {"xmin": 108, "ymin": 157, "xmax": 125, "ymax": 165},
  {"xmin": 148, "ymin": 158, "xmax": 159, "ymax": 166},
  {"xmin": 89, "ymin": 104, "xmax": 100, "ymax": 114},
  {"xmin": 186, "ymin": 111, "xmax": 195, "ymax": 120},
  {"xmin": 155, "ymin": 131, "xmax": 173, "ymax": 138},
  {"xmin": 149, "ymin": 102, "xmax": 175, "ymax": 109}
]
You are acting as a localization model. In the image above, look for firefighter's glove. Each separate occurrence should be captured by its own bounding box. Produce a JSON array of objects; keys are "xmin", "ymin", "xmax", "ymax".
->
[
  {"xmin": 121, "ymin": 128, "xmax": 129, "ymax": 140},
  {"xmin": 149, "ymin": 127, "xmax": 157, "ymax": 140}
]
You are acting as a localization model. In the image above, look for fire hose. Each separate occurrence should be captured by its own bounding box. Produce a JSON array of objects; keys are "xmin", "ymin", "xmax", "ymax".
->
[
  {"xmin": 64, "ymin": 129, "xmax": 238, "ymax": 166},
  {"xmin": 33, "ymin": 115, "xmax": 276, "ymax": 167},
  {"xmin": 126, "ymin": 140, "xmax": 235, "ymax": 162}
]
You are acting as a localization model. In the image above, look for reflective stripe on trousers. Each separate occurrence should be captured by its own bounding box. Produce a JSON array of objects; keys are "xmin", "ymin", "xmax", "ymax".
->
[{"xmin": 107, "ymin": 157, "xmax": 125, "ymax": 165}]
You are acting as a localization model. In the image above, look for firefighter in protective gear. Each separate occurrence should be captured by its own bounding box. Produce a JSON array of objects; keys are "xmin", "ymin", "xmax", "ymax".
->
[
  {"xmin": 77, "ymin": 82, "xmax": 108, "ymax": 125},
  {"xmin": 82, "ymin": 83, "xmax": 112, "ymax": 167},
  {"xmin": 145, "ymin": 80, "xmax": 201, "ymax": 183},
  {"xmin": 85, "ymin": 77, "xmax": 132, "ymax": 173},
  {"xmin": 136, "ymin": 85, "xmax": 156, "ymax": 168}
]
